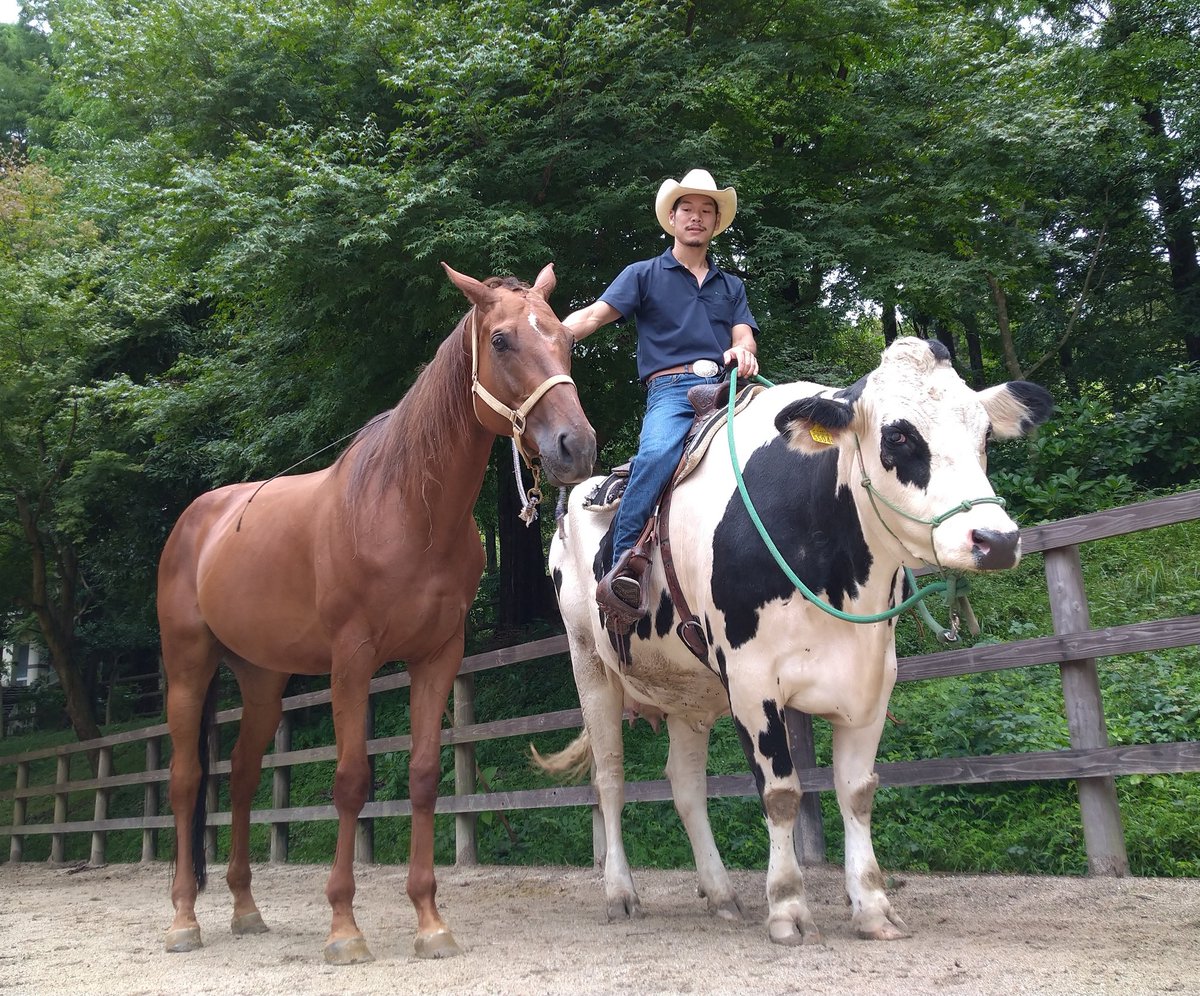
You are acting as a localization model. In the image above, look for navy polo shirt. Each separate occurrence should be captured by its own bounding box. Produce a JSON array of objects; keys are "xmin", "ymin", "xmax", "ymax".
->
[{"xmin": 600, "ymin": 248, "xmax": 759, "ymax": 382}]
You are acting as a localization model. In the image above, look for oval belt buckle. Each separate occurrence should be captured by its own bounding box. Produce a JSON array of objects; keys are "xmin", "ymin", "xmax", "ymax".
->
[{"xmin": 692, "ymin": 359, "xmax": 719, "ymax": 378}]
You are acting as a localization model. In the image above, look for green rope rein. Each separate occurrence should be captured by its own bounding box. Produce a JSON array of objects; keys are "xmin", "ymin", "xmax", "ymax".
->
[{"xmin": 725, "ymin": 367, "xmax": 955, "ymax": 628}]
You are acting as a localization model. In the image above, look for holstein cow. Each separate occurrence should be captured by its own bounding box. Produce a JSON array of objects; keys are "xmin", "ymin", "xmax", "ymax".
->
[{"xmin": 538, "ymin": 337, "xmax": 1053, "ymax": 945}]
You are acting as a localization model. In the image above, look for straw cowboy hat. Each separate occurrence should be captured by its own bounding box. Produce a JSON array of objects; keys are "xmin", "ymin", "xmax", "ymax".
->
[{"xmin": 655, "ymin": 168, "xmax": 738, "ymax": 237}]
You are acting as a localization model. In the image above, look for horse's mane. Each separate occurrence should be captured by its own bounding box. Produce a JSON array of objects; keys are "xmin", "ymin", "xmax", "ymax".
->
[{"xmin": 337, "ymin": 277, "xmax": 530, "ymax": 512}]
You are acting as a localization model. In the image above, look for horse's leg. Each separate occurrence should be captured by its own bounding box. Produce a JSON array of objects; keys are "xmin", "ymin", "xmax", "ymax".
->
[
  {"xmin": 322, "ymin": 653, "xmax": 376, "ymax": 965},
  {"xmin": 663, "ymin": 713, "xmax": 742, "ymax": 920},
  {"xmin": 570, "ymin": 640, "xmax": 638, "ymax": 919},
  {"xmin": 728, "ymin": 685, "xmax": 820, "ymax": 946},
  {"xmin": 162, "ymin": 642, "xmax": 219, "ymax": 953},
  {"xmin": 404, "ymin": 638, "xmax": 465, "ymax": 958},
  {"xmin": 831, "ymin": 713, "xmax": 909, "ymax": 940},
  {"xmin": 225, "ymin": 662, "xmax": 289, "ymax": 937}
]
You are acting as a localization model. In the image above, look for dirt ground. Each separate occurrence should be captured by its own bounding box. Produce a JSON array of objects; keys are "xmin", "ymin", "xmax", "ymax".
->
[{"xmin": 1, "ymin": 859, "xmax": 1198, "ymax": 996}]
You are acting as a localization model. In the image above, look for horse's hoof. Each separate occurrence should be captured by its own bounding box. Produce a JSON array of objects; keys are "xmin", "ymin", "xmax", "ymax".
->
[
  {"xmin": 231, "ymin": 911, "xmax": 269, "ymax": 935},
  {"xmin": 324, "ymin": 936, "xmax": 375, "ymax": 965},
  {"xmin": 165, "ymin": 926, "xmax": 203, "ymax": 953},
  {"xmin": 414, "ymin": 928, "xmax": 461, "ymax": 959}
]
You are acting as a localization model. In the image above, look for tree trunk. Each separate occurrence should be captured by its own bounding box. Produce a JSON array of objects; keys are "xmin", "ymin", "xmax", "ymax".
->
[
  {"xmin": 987, "ymin": 274, "xmax": 1025, "ymax": 379},
  {"xmin": 881, "ymin": 299, "xmax": 899, "ymax": 346},
  {"xmin": 14, "ymin": 494, "xmax": 101, "ymax": 744},
  {"xmin": 961, "ymin": 310, "xmax": 985, "ymax": 388},
  {"xmin": 493, "ymin": 445, "xmax": 556, "ymax": 629},
  {"xmin": 1142, "ymin": 102, "xmax": 1200, "ymax": 363}
]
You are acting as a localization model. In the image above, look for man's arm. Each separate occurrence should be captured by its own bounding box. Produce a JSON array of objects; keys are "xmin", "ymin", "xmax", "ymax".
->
[
  {"xmin": 562, "ymin": 300, "xmax": 622, "ymax": 343},
  {"xmin": 724, "ymin": 322, "xmax": 759, "ymax": 378}
]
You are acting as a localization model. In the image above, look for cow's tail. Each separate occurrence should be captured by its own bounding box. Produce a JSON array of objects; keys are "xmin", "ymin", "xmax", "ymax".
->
[
  {"xmin": 530, "ymin": 729, "xmax": 593, "ymax": 783},
  {"xmin": 191, "ymin": 672, "xmax": 219, "ymax": 892}
]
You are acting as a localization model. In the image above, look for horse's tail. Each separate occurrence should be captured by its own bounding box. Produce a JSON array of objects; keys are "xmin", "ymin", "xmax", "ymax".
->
[
  {"xmin": 530, "ymin": 728, "xmax": 593, "ymax": 783},
  {"xmin": 192, "ymin": 672, "xmax": 219, "ymax": 892}
]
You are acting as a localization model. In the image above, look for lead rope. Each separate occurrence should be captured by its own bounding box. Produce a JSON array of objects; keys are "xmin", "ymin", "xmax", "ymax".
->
[{"xmin": 512, "ymin": 437, "xmax": 542, "ymax": 525}]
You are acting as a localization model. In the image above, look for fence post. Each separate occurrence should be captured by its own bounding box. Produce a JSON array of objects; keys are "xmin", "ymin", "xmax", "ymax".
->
[
  {"xmin": 9, "ymin": 760, "xmax": 28, "ymax": 862},
  {"xmin": 453, "ymin": 673, "xmax": 478, "ymax": 866},
  {"xmin": 142, "ymin": 736, "xmax": 160, "ymax": 862},
  {"xmin": 51, "ymin": 754, "xmax": 70, "ymax": 863},
  {"xmin": 90, "ymin": 747, "xmax": 113, "ymax": 867},
  {"xmin": 355, "ymin": 699, "xmax": 375, "ymax": 864},
  {"xmin": 270, "ymin": 713, "xmax": 291, "ymax": 863},
  {"xmin": 1044, "ymin": 545, "xmax": 1129, "ymax": 876},
  {"xmin": 204, "ymin": 725, "xmax": 218, "ymax": 863},
  {"xmin": 785, "ymin": 708, "xmax": 827, "ymax": 865}
]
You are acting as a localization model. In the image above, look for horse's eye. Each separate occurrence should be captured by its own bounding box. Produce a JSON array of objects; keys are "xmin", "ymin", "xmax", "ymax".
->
[{"xmin": 491, "ymin": 332, "xmax": 510, "ymax": 353}]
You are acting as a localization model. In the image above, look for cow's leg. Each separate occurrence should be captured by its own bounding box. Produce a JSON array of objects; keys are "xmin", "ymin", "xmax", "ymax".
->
[
  {"xmin": 831, "ymin": 716, "xmax": 909, "ymax": 940},
  {"xmin": 572, "ymin": 638, "xmax": 640, "ymax": 919},
  {"xmin": 405, "ymin": 637, "xmax": 465, "ymax": 958},
  {"xmin": 323, "ymin": 652, "xmax": 376, "ymax": 965},
  {"xmin": 664, "ymin": 714, "xmax": 742, "ymax": 920},
  {"xmin": 729, "ymin": 691, "xmax": 820, "ymax": 946},
  {"xmin": 225, "ymin": 662, "xmax": 289, "ymax": 936}
]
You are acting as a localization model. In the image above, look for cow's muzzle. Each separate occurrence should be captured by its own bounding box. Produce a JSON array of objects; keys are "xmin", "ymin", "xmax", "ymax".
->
[{"xmin": 970, "ymin": 527, "xmax": 1021, "ymax": 570}]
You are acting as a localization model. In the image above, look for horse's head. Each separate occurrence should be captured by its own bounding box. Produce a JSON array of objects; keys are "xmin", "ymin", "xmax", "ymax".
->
[
  {"xmin": 775, "ymin": 337, "xmax": 1053, "ymax": 571},
  {"xmin": 442, "ymin": 262, "xmax": 597, "ymax": 486}
]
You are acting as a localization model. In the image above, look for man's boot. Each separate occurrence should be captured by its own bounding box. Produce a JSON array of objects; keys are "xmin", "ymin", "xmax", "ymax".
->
[{"xmin": 596, "ymin": 546, "xmax": 652, "ymax": 631}]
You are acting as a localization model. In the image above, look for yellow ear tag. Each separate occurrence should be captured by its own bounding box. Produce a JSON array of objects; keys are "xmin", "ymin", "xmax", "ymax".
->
[{"xmin": 809, "ymin": 426, "xmax": 834, "ymax": 445}]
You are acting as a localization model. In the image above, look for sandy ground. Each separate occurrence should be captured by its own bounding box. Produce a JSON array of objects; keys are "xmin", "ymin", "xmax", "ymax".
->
[{"xmin": 1, "ymin": 860, "xmax": 1198, "ymax": 996}]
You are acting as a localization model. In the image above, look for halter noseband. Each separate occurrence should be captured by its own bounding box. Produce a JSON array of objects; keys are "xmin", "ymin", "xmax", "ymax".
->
[{"xmin": 466, "ymin": 306, "xmax": 576, "ymax": 468}]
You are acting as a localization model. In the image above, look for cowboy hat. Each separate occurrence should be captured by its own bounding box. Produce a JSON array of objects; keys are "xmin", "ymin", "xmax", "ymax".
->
[{"xmin": 654, "ymin": 168, "xmax": 737, "ymax": 237}]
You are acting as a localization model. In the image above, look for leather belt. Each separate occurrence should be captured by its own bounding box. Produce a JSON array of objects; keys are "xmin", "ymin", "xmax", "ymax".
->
[{"xmin": 647, "ymin": 359, "xmax": 721, "ymax": 381}]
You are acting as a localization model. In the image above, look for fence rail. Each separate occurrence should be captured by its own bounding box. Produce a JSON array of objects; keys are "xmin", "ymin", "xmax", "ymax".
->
[{"xmin": 3, "ymin": 489, "xmax": 1199, "ymax": 874}]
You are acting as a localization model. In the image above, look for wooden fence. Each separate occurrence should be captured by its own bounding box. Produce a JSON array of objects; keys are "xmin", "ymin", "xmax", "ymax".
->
[{"xmin": 2, "ymin": 490, "xmax": 1199, "ymax": 875}]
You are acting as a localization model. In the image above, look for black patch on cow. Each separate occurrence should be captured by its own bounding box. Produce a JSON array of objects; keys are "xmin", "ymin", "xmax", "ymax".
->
[
  {"xmin": 775, "ymin": 395, "xmax": 854, "ymax": 439},
  {"xmin": 592, "ymin": 520, "xmax": 617, "ymax": 582},
  {"xmin": 715, "ymin": 645, "xmax": 728, "ymax": 687},
  {"xmin": 552, "ymin": 567, "xmax": 563, "ymax": 597},
  {"xmin": 733, "ymin": 717, "xmax": 766, "ymax": 798},
  {"xmin": 758, "ymin": 700, "xmax": 794, "ymax": 779},
  {"xmin": 834, "ymin": 374, "xmax": 868, "ymax": 406},
  {"xmin": 712, "ymin": 437, "xmax": 872, "ymax": 649},
  {"xmin": 879, "ymin": 418, "xmax": 932, "ymax": 490},
  {"xmin": 654, "ymin": 589, "xmax": 674, "ymax": 639},
  {"xmin": 1006, "ymin": 380, "xmax": 1055, "ymax": 431},
  {"xmin": 634, "ymin": 610, "xmax": 653, "ymax": 642},
  {"xmin": 927, "ymin": 339, "xmax": 952, "ymax": 363}
]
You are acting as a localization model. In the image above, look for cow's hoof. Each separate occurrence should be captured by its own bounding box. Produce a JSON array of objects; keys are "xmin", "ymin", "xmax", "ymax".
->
[
  {"xmin": 855, "ymin": 912, "xmax": 910, "ymax": 940},
  {"xmin": 414, "ymin": 928, "xmax": 461, "ymax": 959},
  {"xmin": 164, "ymin": 926, "xmax": 202, "ymax": 953},
  {"xmin": 606, "ymin": 894, "xmax": 642, "ymax": 921},
  {"xmin": 231, "ymin": 911, "xmax": 269, "ymax": 935},
  {"xmin": 768, "ymin": 918, "xmax": 822, "ymax": 946},
  {"xmin": 324, "ymin": 936, "xmax": 375, "ymax": 964},
  {"xmin": 709, "ymin": 897, "xmax": 745, "ymax": 921}
]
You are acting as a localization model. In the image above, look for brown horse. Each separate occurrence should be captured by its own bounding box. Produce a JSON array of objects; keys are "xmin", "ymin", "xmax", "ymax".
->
[{"xmin": 157, "ymin": 263, "xmax": 596, "ymax": 964}]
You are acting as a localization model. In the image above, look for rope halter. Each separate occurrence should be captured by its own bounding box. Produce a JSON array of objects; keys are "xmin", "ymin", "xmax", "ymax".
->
[{"xmin": 466, "ymin": 306, "xmax": 577, "ymax": 523}]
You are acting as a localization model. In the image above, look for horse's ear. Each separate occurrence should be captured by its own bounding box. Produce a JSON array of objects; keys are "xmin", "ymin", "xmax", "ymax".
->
[
  {"xmin": 531, "ymin": 262, "xmax": 556, "ymax": 300},
  {"xmin": 441, "ymin": 261, "xmax": 497, "ymax": 308}
]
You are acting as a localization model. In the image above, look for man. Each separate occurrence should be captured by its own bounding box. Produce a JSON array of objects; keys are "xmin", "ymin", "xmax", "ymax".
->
[{"xmin": 563, "ymin": 168, "xmax": 759, "ymax": 627}]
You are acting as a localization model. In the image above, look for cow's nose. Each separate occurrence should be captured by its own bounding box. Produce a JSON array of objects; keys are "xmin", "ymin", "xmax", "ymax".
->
[{"xmin": 971, "ymin": 527, "xmax": 1020, "ymax": 570}]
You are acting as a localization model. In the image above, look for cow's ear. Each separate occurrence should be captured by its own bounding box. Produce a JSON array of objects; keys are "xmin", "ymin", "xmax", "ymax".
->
[
  {"xmin": 978, "ymin": 381, "xmax": 1054, "ymax": 439},
  {"xmin": 775, "ymin": 396, "xmax": 854, "ymax": 454}
]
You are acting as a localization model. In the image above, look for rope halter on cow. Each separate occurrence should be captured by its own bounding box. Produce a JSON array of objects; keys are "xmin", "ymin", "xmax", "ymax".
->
[
  {"xmin": 726, "ymin": 367, "xmax": 987, "ymax": 641},
  {"xmin": 466, "ymin": 307, "xmax": 577, "ymax": 523}
]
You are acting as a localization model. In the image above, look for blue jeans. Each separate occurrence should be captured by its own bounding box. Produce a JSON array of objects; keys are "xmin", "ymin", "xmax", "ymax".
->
[{"xmin": 610, "ymin": 372, "xmax": 721, "ymax": 570}]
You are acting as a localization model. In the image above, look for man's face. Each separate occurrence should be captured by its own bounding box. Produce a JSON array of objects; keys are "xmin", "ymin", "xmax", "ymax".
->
[{"xmin": 670, "ymin": 194, "xmax": 719, "ymax": 247}]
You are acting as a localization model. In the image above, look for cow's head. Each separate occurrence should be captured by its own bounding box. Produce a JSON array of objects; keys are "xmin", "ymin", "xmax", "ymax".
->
[{"xmin": 774, "ymin": 337, "xmax": 1053, "ymax": 571}]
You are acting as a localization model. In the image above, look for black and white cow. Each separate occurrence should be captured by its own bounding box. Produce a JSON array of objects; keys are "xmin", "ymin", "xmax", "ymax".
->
[{"xmin": 540, "ymin": 337, "xmax": 1053, "ymax": 945}]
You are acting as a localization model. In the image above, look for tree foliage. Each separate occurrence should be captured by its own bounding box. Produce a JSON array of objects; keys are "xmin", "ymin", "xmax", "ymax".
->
[{"xmin": 0, "ymin": 0, "xmax": 1196, "ymax": 738}]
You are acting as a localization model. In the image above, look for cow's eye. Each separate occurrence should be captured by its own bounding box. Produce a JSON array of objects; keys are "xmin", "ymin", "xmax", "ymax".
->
[
  {"xmin": 885, "ymin": 428, "xmax": 908, "ymax": 446},
  {"xmin": 491, "ymin": 331, "xmax": 511, "ymax": 352}
]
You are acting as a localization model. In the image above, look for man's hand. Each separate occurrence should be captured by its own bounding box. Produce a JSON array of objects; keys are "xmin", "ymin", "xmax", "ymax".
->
[{"xmin": 723, "ymin": 344, "xmax": 759, "ymax": 378}]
